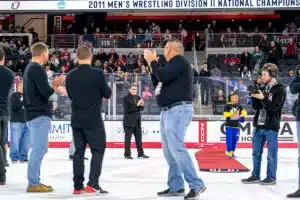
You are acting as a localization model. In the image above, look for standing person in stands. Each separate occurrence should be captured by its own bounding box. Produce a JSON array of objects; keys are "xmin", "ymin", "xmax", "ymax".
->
[
  {"xmin": 66, "ymin": 46, "xmax": 111, "ymax": 195},
  {"xmin": 122, "ymin": 84, "xmax": 149, "ymax": 159},
  {"xmin": 9, "ymin": 81, "xmax": 30, "ymax": 163},
  {"xmin": 144, "ymin": 39, "xmax": 206, "ymax": 200},
  {"xmin": 0, "ymin": 47, "xmax": 14, "ymax": 185},
  {"xmin": 23, "ymin": 42, "xmax": 65, "ymax": 192},
  {"xmin": 287, "ymin": 65, "xmax": 300, "ymax": 198}
]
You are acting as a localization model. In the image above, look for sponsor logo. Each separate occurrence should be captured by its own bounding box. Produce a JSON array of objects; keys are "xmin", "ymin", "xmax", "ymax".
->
[
  {"xmin": 116, "ymin": 126, "xmax": 156, "ymax": 136},
  {"xmin": 198, "ymin": 121, "xmax": 207, "ymax": 143},
  {"xmin": 57, "ymin": 0, "xmax": 66, "ymax": 9},
  {"xmin": 11, "ymin": 1, "xmax": 20, "ymax": 10},
  {"xmin": 219, "ymin": 122, "xmax": 295, "ymax": 142}
]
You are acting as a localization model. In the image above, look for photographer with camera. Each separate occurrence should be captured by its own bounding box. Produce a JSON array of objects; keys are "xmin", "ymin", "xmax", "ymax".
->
[
  {"xmin": 287, "ymin": 65, "xmax": 300, "ymax": 198},
  {"xmin": 241, "ymin": 63, "xmax": 286, "ymax": 185}
]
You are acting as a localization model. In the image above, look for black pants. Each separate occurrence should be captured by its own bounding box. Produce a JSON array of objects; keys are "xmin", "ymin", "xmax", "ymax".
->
[
  {"xmin": 72, "ymin": 126, "xmax": 106, "ymax": 190},
  {"xmin": 124, "ymin": 126, "xmax": 144, "ymax": 157},
  {"xmin": 0, "ymin": 118, "xmax": 7, "ymax": 181}
]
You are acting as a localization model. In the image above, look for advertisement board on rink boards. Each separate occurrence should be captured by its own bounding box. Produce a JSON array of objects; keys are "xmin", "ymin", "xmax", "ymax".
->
[{"xmin": 49, "ymin": 120, "xmax": 199, "ymax": 143}]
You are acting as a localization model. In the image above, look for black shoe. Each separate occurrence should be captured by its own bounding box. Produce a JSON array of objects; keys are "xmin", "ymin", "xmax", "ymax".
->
[
  {"xmin": 20, "ymin": 160, "xmax": 28, "ymax": 163},
  {"xmin": 241, "ymin": 176, "xmax": 260, "ymax": 184},
  {"xmin": 88, "ymin": 184, "xmax": 109, "ymax": 194},
  {"xmin": 138, "ymin": 154, "xmax": 149, "ymax": 159},
  {"xmin": 259, "ymin": 177, "xmax": 276, "ymax": 185},
  {"xmin": 157, "ymin": 188, "xmax": 185, "ymax": 196},
  {"xmin": 11, "ymin": 160, "xmax": 18, "ymax": 164},
  {"xmin": 287, "ymin": 189, "xmax": 300, "ymax": 198},
  {"xmin": 125, "ymin": 156, "xmax": 133, "ymax": 159},
  {"xmin": 184, "ymin": 187, "xmax": 206, "ymax": 200}
]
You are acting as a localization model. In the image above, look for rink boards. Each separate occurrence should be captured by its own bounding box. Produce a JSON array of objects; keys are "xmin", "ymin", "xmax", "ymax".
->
[{"xmin": 36, "ymin": 120, "xmax": 299, "ymax": 148}]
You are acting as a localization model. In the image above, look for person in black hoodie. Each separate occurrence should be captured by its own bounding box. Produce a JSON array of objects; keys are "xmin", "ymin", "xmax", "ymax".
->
[
  {"xmin": 0, "ymin": 47, "xmax": 14, "ymax": 185},
  {"xmin": 66, "ymin": 46, "xmax": 111, "ymax": 195},
  {"xmin": 241, "ymin": 63, "xmax": 286, "ymax": 185},
  {"xmin": 9, "ymin": 81, "xmax": 30, "ymax": 163}
]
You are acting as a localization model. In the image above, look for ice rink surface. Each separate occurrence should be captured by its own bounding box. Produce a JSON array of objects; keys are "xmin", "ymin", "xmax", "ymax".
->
[{"xmin": 0, "ymin": 148, "xmax": 299, "ymax": 200}]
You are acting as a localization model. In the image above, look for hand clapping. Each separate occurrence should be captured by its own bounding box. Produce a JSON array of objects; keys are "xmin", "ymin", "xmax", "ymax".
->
[{"xmin": 143, "ymin": 49, "xmax": 158, "ymax": 64}]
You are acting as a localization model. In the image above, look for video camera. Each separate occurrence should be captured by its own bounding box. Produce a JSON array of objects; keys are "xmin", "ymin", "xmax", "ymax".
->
[{"xmin": 247, "ymin": 84, "xmax": 260, "ymax": 94}]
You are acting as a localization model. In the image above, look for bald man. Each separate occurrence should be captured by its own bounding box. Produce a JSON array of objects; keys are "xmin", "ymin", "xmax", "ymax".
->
[{"xmin": 144, "ymin": 39, "xmax": 206, "ymax": 200}]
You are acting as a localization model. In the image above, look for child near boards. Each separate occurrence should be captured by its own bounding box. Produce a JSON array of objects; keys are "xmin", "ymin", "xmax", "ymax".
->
[{"xmin": 223, "ymin": 93, "xmax": 247, "ymax": 158}]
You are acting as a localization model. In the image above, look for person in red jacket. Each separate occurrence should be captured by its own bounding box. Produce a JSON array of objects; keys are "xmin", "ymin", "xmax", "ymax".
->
[{"xmin": 286, "ymin": 37, "xmax": 296, "ymax": 58}]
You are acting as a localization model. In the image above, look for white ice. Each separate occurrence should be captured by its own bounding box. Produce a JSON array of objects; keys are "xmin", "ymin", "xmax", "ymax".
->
[{"xmin": 0, "ymin": 148, "xmax": 298, "ymax": 200}]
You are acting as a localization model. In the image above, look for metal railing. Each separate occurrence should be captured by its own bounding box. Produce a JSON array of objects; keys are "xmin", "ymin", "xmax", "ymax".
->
[
  {"xmin": 48, "ymin": 33, "xmax": 184, "ymax": 49},
  {"xmin": 206, "ymin": 32, "xmax": 300, "ymax": 48},
  {"xmin": 13, "ymin": 73, "xmax": 295, "ymax": 120}
]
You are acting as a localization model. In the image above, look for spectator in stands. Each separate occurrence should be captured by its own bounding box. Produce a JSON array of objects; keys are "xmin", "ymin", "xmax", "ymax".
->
[
  {"xmin": 102, "ymin": 61, "xmax": 113, "ymax": 73},
  {"xmin": 108, "ymin": 49, "xmax": 118, "ymax": 61},
  {"xmin": 240, "ymin": 48, "xmax": 252, "ymax": 71},
  {"xmin": 212, "ymin": 89, "xmax": 226, "ymax": 114},
  {"xmin": 204, "ymin": 24, "xmax": 214, "ymax": 45},
  {"xmin": 94, "ymin": 60, "xmax": 101, "ymax": 69},
  {"xmin": 211, "ymin": 65, "xmax": 221, "ymax": 77},
  {"xmin": 142, "ymin": 86, "xmax": 152, "ymax": 100},
  {"xmin": 252, "ymin": 46, "xmax": 264, "ymax": 65},
  {"xmin": 199, "ymin": 64, "xmax": 211, "ymax": 105},
  {"xmin": 266, "ymin": 22, "xmax": 275, "ymax": 41},
  {"xmin": 50, "ymin": 54, "xmax": 59, "ymax": 70},
  {"xmin": 267, "ymin": 41, "xmax": 279, "ymax": 66},
  {"xmin": 144, "ymin": 29, "xmax": 153, "ymax": 48},
  {"xmin": 127, "ymin": 28, "xmax": 136, "ymax": 47},
  {"xmin": 236, "ymin": 26, "xmax": 247, "ymax": 47},
  {"xmin": 286, "ymin": 37, "xmax": 296, "ymax": 58},
  {"xmin": 163, "ymin": 29, "xmax": 172, "ymax": 45},
  {"xmin": 275, "ymin": 37, "xmax": 283, "ymax": 59},
  {"xmin": 6, "ymin": 59, "xmax": 16, "ymax": 72},
  {"xmin": 241, "ymin": 66, "xmax": 251, "ymax": 79},
  {"xmin": 16, "ymin": 58, "xmax": 26, "ymax": 72},
  {"xmin": 259, "ymin": 35, "xmax": 269, "ymax": 53},
  {"xmin": 97, "ymin": 49, "xmax": 107, "ymax": 62},
  {"xmin": 136, "ymin": 28, "xmax": 145, "ymax": 47}
]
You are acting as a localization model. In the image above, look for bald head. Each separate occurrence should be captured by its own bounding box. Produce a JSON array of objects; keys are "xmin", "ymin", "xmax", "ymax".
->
[{"xmin": 164, "ymin": 39, "xmax": 184, "ymax": 61}]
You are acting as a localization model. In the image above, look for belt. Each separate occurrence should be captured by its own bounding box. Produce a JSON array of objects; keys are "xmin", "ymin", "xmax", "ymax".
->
[{"xmin": 161, "ymin": 101, "xmax": 193, "ymax": 111}]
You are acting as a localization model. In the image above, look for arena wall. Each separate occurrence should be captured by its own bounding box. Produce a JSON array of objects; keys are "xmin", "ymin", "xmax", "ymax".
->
[{"xmin": 10, "ymin": 119, "xmax": 297, "ymax": 149}]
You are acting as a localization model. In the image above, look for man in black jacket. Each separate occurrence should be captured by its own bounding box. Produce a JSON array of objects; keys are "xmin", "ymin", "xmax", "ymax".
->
[
  {"xmin": 0, "ymin": 47, "xmax": 14, "ymax": 185},
  {"xmin": 144, "ymin": 39, "xmax": 206, "ymax": 200},
  {"xmin": 23, "ymin": 42, "xmax": 65, "ymax": 192},
  {"xmin": 123, "ymin": 84, "xmax": 149, "ymax": 159},
  {"xmin": 9, "ymin": 81, "xmax": 30, "ymax": 163},
  {"xmin": 66, "ymin": 46, "xmax": 111, "ymax": 195},
  {"xmin": 242, "ymin": 63, "xmax": 286, "ymax": 185}
]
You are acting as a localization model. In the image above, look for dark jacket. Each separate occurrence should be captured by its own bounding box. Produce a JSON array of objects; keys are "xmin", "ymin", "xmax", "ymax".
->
[
  {"xmin": 252, "ymin": 83, "xmax": 286, "ymax": 132},
  {"xmin": 123, "ymin": 93, "xmax": 144, "ymax": 127},
  {"xmin": 290, "ymin": 69, "xmax": 300, "ymax": 120},
  {"xmin": 0, "ymin": 66, "xmax": 14, "ymax": 117},
  {"xmin": 150, "ymin": 54, "xmax": 193, "ymax": 107},
  {"xmin": 23, "ymin": 62, "xmax": 54, "ymax": 121},
  {"xmin": 66, "ymin": 64, "xmax": 111, "ymax": 128},
  {"xmin": 9, "ymin": 92, "xmax": 25, "ymax": 123}
]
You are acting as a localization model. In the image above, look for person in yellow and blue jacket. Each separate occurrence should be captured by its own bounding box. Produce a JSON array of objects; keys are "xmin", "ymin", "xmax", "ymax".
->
[{"xmin": 223, "ymin": 93, "xmax": 247, "ymax": 158}]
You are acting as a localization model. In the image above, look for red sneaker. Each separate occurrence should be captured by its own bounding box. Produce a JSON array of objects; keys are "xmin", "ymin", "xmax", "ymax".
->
[
  {"xmin": 85, "ymin": 185, "xmax": 97, "ymax": 193},
  {"xmin": 73, "ymin": 188, "xmax": 86, "ymax": 195}
]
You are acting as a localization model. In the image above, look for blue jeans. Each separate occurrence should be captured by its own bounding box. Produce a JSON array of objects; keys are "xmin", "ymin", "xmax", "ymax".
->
[
  {"xmin": 296, "ymin": 121, "xmax": 300, "ymax": 188},
  {"xmin": 10, "ymin": 122, "xmax": 30, "ymax": 161},
  {"xmin": 160, "ymin": 104, "xmax": 205, "ymax": 191},
  {"xmin": 26, "ymin": 116, "xmax": 51, "ymax": 186},
  {"xmin": 251, "ymin": 128, "xmax": 278, "ymax": 180}
]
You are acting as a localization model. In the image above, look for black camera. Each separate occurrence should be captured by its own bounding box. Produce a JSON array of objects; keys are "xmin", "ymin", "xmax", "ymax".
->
[{"xmin": 247, "ymin": 84, "xmax": 260, "ymax": 94}]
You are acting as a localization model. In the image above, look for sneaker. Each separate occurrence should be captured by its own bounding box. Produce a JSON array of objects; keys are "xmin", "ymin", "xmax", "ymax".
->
[
  {"xmin": 287, "ymin": 189, "xmax": 300, "ymax": 198},
  {"xmin": 125, "ymin": 156, "xmax": 133, "ymax": 159},
  {"xmin": 20, "ymin": 160, "xmax": 28, "ymax": 163},
  {"xmin": 157, "ymin": 188, "xmax": 185, "ymax": 196},
  {"xmin": 138, "ymin": 154, "xmax": 149, "ymax": 159},
  {"xmin": 69, "ymin": 155, "xmax": 88, "ymax": 160},
  {"xmin": 184, "ymin": 186, "xmax": 206, "ymax": 200},
  {"xmin": 92, "ymin": 185, "xmax": 109, "ymax": 194},
  {"xmin": 241, "ymin": 176, "xmax": 260, "ymax": 184},
  {"xmin": 26, "ymin": 184, "xmax": 54, "ymax": 193},
  {"xmin": 259, "ymin": 177, "xmax": 276, "ymax": 185},
  {"xmin": 11, "ymin": 160, "xmax": 18, "ymax": 164},
  {"xmin": 73, "ymin": 187, "xmax": 86, "ymax": 195}
]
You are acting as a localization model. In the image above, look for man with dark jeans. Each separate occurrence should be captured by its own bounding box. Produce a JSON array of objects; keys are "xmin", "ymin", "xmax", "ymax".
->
[
  {"xmin": 0, "ymin": 47, "xmax": 14, "ymax": 185},
  {"xmin": 241, "ymin": 63, "xmax": 286, "ymax": 185},
  {"xmin": 123, "ymin": 84, "xmax": 149, "ymax": 159},
  {"xmin": 66, "ymin": 46, "xmax": 111, "ymax": 195}
]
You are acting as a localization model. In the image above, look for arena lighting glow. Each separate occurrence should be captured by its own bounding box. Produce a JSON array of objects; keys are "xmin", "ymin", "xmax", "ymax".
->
[{"xmin": 0, "ymin": 0, "xmax": 299, "ymax": 11}]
